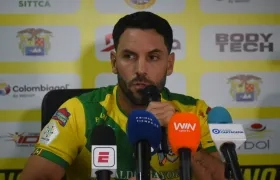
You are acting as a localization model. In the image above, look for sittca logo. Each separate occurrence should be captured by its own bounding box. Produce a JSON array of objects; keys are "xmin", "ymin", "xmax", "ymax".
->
[{"xmin": 19, "ymin": 0, "xmax": 51, "ymax": 7}]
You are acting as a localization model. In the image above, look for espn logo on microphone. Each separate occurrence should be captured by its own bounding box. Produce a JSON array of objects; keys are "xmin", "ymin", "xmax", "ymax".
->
[{"xmin": 92, "ymin": 146, "xmax": 116, "ymax": 167}]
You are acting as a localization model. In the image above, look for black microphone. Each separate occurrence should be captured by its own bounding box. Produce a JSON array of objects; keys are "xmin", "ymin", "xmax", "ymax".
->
[
  {"xmin": 91, "ymin": 125, "xmax": 117, "ymax": 180},
  {"xmin": 142, "ymin": 85, "xmax": 169, "ymax": 155},
  {"xmin": 220, "ymin": 143, "xmax": 244, "ymax": 180}
]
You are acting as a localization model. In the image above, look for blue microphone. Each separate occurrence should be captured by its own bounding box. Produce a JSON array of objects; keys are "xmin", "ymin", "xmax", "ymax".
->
[
  {"xmin": 208, "ymin": 106, "xmax": 232, "ymax": 124},
  {"xmin": 127, "ymin": 110, "xmax": 162, "ymax": 180},
  {"xmin": 208, "ymin": 106, "xmax": 244, "ymax": 180}
]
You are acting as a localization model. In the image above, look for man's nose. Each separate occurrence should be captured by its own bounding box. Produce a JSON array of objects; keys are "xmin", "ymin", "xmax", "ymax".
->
[{"xmin": 136, "ymin": 58, "xmax": 148, "ymax": 75}]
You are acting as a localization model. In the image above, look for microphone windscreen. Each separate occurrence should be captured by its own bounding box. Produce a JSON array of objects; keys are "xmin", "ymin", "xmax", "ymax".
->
[
  {"xmin": 126, "ymin": 110, "xmax": 161, "ymax": 150},
  {"xmin": 142, "ymin": 85, "xmax": 161, "ymax": 102},
  {"xmin": 91, "ymin": 125, "xmax": 116, "ymax": 145},
  {"xmin": 168, "ymin": 113, "xmax": 201, "ymax": 155},
  {"xmin": 208, "ymin": 106, "xmax": 232, "ymax": 124}
]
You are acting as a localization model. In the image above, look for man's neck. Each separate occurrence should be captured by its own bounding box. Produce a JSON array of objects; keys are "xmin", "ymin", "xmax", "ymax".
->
[{"xmin": 117, "ymin": 86, "xmax": 146, "ymax": 115}]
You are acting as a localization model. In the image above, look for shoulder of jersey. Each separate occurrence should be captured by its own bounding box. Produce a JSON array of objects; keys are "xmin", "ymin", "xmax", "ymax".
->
[
  {"xmin": 77, "ymin": 85, "xmax": 116, "ymax": 103},
  {"xmin": 163, "ymin": 87, "xmax": 198, "ymax": 106}
]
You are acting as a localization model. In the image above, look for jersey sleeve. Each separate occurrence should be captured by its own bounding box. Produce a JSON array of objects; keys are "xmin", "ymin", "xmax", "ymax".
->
[
  {"xmin": 32, "ymin": 97, "xmax": 86, "ymax": 169},
  {"xmin": 196, "ymin": 100, "xmax": 217, "ymax": 153}
]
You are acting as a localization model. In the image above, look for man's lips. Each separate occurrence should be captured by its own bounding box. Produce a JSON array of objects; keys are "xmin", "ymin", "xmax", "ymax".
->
[{"xmin": 132, "ymin": 82, "xmax": 149, "ymax": 89}]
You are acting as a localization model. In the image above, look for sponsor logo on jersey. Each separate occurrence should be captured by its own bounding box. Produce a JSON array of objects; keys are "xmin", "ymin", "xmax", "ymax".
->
[
  {"xmin": 31, "ymin": 148, "xmax": 43, "ymax": 156},
  {"xmin": 52, "ymin": 108, "xmax": 71, "ymax": 126},
  {"xmin": 39, "ymin": 121, "xmax": 59, "ymax": 145},
  {"xmin": 157, "ymin": 142, "xmax": 179, "ymax": 166}
]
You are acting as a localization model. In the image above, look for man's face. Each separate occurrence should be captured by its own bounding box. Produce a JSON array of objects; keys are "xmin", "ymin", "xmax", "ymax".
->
[{"xmin": 111, "ymin": 28, "xmax": 175, "ymax": 105}]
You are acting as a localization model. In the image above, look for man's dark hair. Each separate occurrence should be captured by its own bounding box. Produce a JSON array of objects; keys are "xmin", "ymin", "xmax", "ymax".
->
[{"xmin": 112, "ymin": 11, "xmax": 173, "ymax": 53}]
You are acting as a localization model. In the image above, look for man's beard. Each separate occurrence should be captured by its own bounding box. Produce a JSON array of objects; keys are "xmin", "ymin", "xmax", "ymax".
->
[{"xmin": 117, "ymin": 74, "xmax": 166, "ymax": 106}]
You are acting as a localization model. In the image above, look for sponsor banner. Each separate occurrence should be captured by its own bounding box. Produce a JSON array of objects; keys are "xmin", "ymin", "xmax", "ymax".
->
[
  {"xmin": 0, "ymin": 122, "xmax": 40, "ymax": 158},
  {"xmin": 0, "ymin": 74, "xmax": 81, "ymax": 110},
  {"xmin": 200, "ymin": 72, "xmax": 280, "ymax": 107},
  {"xmin": 200, "ymin": 25, "xmax": 280, "ymax": 61},
  {"xmin": 0, "ymin": 0, "xmax": 80, "ymax": 14},
  {"xmin": 0, "ymin": 26, "xmax": 80, "ymax": 62},
  {"xmin": 240, "ymin": 165, "xmax": 280, "ymax": 180},
  {"xmin": 94, "ymin": 0, "xmax": 185, "ymax": 13},
  {"xmin": 95, "ymin": 72, "xmax": 187, "ymax": 95},
  {"xmin": 0, "ymin": 165, "xmax": 278, "ymax": 180},
  {"xmin": 234, "ymin": 119, "xmax": 279, "ymax": 154},
  {"xmin": 94, "ymin": 25, "xmax": 186, "ymax": 61},
  {"xmin": 200, "ymin": 0, "xmax": 280, "ymax": 14}
]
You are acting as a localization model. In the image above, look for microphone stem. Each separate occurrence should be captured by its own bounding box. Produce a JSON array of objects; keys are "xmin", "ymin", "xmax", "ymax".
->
[
  {"xmin": 136, "ymin": 141, "xmax": 151, "ymax": 180},
  {"xmin": 96, "ymin": 170, "xmax": 112, "ymax": 180},
  {"xmin": 178, "ymin": 148, "xmax": 192, "ymax": 180},
  {"xmin": 161, "ymin": 127, "xmax": 168, "ymax": 154},
  {"xmin": 221, "ymin": 143, "xmax": 244, "ymax": 180}
]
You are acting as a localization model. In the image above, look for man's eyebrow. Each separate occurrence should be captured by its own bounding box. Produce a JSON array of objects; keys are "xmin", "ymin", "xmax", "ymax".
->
[
  {"xmin": 121, "ymin": 49, "xmax": 136, "ymax": 54},
  {"xmin": 120, "ymin": 48, "xmax": 164, "ymax": 54},
  {"xmin": 148, "ymin": 49, "xmax": 163, "ymax": 54}
]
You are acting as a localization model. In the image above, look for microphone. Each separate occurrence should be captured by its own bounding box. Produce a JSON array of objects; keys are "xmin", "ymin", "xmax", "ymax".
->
[
  {"xmin": 127, "ymin": 110, "xmax": 162, "ymax": 180},
  {"xmin": 167, "ymin": 113, "xmax": 201, "ymax": 180},
  {"xmin": 91, "ymin": 125, "xmax": 117, "ymax": 180},
  {"xmin": 208, "ymin": 106, "xmax": 246, "ymax": 180},
  {"xmin": 208, "ymin": 106, "xmax": 233, "ymax": 124},
  {"xmin": 142, "ymin": 85, "xmax": 169, "ymax": 155}
]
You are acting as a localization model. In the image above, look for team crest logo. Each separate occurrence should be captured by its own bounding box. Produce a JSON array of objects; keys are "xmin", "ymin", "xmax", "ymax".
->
[
  {"xmin": 157, "ymin": 141, "xmax": 179, "ymax": 166},
  {"xmin": 124, "ymin": 0, "xmax": 156, "ymax": 10},
  {"xmin": 17, "ymin": 28, "xmax": 53, "ymax": 56},
  {"xmin": 52, "ymin": 108, "xmax": 71, "ymax": 126},
  {"xmin": 228, "ymin": 74, "xmax": 262, "ymax": 102}
]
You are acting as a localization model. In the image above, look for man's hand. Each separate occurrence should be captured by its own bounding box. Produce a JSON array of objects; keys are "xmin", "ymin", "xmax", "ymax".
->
[
  {"xmin": 146, "ymin": 102, "xmax": 176, "ymax": 127},
  {"xmin": 191, "ymin": 150, "xmax": 225, "ymax": 180}
]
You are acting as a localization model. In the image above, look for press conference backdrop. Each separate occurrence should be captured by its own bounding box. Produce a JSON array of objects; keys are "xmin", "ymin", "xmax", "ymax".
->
[{"xmin": 0, "ymin": 0, "xmax": 279, "ymax": 179}]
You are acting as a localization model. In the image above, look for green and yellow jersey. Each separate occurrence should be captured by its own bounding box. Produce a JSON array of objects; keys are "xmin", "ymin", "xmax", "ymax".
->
[{"xmin": 33, "ymin": 85, "xmax": 217, "ymax": 180}]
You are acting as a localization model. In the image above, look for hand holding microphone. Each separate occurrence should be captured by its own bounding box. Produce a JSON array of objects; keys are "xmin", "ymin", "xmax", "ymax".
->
[
  {"xmin": 143, "ymin": 85, "xmax": 174, "ymax": 154},
  {"xmin": 168, "ymin": 113, "xmax": 201, "ymax": 180}
]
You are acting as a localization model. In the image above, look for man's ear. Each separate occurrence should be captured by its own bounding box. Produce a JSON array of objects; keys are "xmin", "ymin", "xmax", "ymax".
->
[
  {"xmin": 110, "ymin": 51, "xmax": 118, "ymax": 74},
  {"xmin": 166, "ymin": 52, "xmax": 175, "ymax": 76}
]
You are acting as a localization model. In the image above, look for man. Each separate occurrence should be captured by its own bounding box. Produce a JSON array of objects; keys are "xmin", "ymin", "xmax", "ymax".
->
[{"xmin": 20, "ymin": 11, "xmax": 225, "ymax": 180}]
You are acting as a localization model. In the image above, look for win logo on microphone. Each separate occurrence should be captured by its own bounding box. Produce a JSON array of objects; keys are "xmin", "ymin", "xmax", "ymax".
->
[
  {"xmin": 174, "ymin": 122, "xmax": 197, "ymax": 132},
  {"xmin": 92, "ymin": 147, "xmax": 116, "ymax": 167}
]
